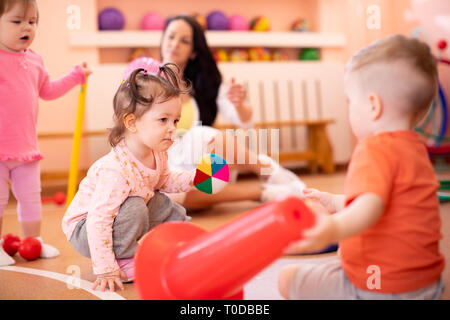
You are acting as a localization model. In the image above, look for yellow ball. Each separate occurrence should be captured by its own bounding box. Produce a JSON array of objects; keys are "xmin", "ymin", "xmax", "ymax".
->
[
  {"xmin": 214, "ymin": 49, "xmax": 229, "ymax": 62},
  {"xmin": 230, "ymin": 49, "xmax": 249, "ymax": 62},
  {"xmin": 250, "ymin": 16, "xmax": 270, "ymax": 32},
  {"xmin": 248, "ymin": 47, "xmax": 271, "ymax": 61}
]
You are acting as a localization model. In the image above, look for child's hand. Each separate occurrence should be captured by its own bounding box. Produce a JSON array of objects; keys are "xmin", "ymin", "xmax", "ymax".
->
[
  {"xmin": 284, "ymin": 200, "xmax": 338, "ymax": 254},
  {"xmin": 79, "ymin": 62, "xmax": 92, "ymax": 77},
  {"xmin": 227, "ymin": 78, "xmax": 246, "ymax": 108},
  {"xmin": 302, "ymin": 188, "xmax": 339, "ymax": 213},
  {"xmin": 92, "ymin": 269, "xmax": 128, "ymax": 292}
]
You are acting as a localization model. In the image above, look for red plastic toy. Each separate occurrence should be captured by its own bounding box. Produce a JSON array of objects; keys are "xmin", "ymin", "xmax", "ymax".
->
[
  {"xmin": 18, "ymin": 237, "xmax": 42, "ymax": 261},
  {"xmin": 2, "ymin": 233, "xmax": 21, "ymax": 256},
  {"xmin": 134, "ymin": 196, "xmax": 315, "ymax": 300},
  {"xmin": 41, "ymin": 192, "xmax": 66, "ymax": 206}
]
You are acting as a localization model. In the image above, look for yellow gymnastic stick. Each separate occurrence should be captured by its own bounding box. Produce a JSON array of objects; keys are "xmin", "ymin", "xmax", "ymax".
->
[{"xmin": 66, "ymin": 79, "xmax": 88, "ymax": 208}]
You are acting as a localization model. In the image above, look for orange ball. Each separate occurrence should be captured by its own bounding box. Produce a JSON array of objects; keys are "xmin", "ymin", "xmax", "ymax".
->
[{"xmin": 191, "ymin": 13, "xmax": 207, "ymax": 30}]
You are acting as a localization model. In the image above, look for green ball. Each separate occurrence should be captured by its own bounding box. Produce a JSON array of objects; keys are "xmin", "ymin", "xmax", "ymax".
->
[{"xmin": 300, "ymin": 48, "xmax": 319, "ymax": 61}]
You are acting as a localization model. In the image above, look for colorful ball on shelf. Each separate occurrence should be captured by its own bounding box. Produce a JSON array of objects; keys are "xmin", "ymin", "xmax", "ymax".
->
[
  {"xmin": 129, "ymin": 48, "xmax": 150, "ymax": 62},
  {"xmin": 141, "ymin": 12, "xmax": 165, "ymax": 30},
  {"xmin": 272, "ymin": 49, "xmax": 289, "ymax": 61},
  {"xmin": 191, "ymin": 13, "xmax": 207, "ymax": 30},
  {"xmin": 250, "ymin": 16, "xmax": 270, "ymax": 32},
  {"xmin": 300, "ymin": 48, "xmax": 320, "ymax": 61},
  {"xmin": 207, "ymin": 10, "xmax": 229, "ymax": 30},
  {"xmin": 98, "ymin": 7, "xmax": 125, "ymax": 30},
  {"xmin": 228, "ymin": 14, "xmax": 249, "ymax": 31},
  {"xmin": 248, "ymin": 47, "xmax": 272, "ymax": 61},
  {"xmin": 230, "ymin": 49, "xmax": 249, "ymax": 62},
  {"xmin": 213, "ymin": 49, "xmax": 229, "ymax": 62},
  {"xmin": 291, "ymin": 18, "xmax": 310, "ymax": 32},
  {"xmin": 194, "ymin": 154, "xmax": 229, "ymax": 194}
]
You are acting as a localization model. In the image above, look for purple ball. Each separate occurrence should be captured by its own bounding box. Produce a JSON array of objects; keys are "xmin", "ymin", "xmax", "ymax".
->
[
  {"xmin": 98, "ymin": 7, "xmax": 125, "ymax": 30},
  {"xmin": 207, "ymin": 11, "xmax": 229, "ymax": 30},
  {"xmin": 229, "ymin": 14, "xmax": 249, "ymax": 31}
]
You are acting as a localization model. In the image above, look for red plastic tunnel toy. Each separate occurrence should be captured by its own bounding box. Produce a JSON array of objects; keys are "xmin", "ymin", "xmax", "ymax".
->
[{"xmin": 134, "ymin": 196, "xmax": 315, "ymax": 300}]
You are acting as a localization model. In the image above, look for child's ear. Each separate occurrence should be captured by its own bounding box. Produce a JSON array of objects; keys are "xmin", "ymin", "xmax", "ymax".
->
[
  {"xmin": 123, "ymin": 113, "xmax": 137, "ymax": 133},
  {"xmin": 412, "ymin": 107, "xmax": 430, "ymax": 127},
  {"xmin": 368, "ymin": 92, "xmax": 382, "ymax": 120}
]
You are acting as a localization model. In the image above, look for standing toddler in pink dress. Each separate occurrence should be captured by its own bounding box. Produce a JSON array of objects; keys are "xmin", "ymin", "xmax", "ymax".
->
[
  {"xmin": 0, "ymin": 0, "xmax": 91, "ymax": 266},
  {"xmin": 63, "ymin": 65, "xmax": 195, "ymax": 292}
]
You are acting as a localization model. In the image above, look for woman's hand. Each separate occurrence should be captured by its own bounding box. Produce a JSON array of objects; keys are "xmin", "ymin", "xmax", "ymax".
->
[
  {"xmin": 92, "ymin": 269, "xmax": 128, "ymax": 292},
  {"xmin": 226, "ymin": 78, "xmax": 252, "ymax": 123},
  {"xmin": 227, "ymin": 78, "xmax": 246, "ymax": 109}
]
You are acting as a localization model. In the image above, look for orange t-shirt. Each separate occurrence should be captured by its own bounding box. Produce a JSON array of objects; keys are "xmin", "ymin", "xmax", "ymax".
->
[{"xmin": 340, "ymin": 130, "xmax": 445, "ymax": 294}]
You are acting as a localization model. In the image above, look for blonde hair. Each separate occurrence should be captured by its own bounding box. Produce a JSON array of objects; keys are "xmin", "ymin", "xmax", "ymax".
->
[
  {"xmin": 346, "ymin": 34, "xmax": 438, "ymax": 114},
  {"xmin": 109, "ymin": 63, "xmax": 190, "ymax": 147}
]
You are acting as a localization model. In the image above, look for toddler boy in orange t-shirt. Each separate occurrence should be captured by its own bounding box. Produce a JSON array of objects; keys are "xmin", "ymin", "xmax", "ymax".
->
[{"xmin": 278, "ymin": 34, "xmax": 445, "ymax": 300}]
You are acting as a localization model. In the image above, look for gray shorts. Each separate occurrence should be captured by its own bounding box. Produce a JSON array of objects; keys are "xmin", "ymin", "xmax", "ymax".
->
[
  {"xmin": 69, "ymin": 191, "xmax": 190, "ymax": 259},
  {"xmin": 289, "ymin": 256, "xmax": 444, "ymax": 300}
]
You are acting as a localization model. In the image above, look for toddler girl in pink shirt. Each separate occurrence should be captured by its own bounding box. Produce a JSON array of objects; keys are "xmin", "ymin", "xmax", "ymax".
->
[
  {"xmin": 63, "ymin": 65, "xmax": 195, "ymax": 292},
  {"xmin": 0, "ymin": 0, "xmax": 91, "ymax": 266}
]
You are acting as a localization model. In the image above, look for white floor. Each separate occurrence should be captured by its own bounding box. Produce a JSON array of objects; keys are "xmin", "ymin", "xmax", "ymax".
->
[{"xmin": 244, "ymin": 254, "xmax": 338, "ymax": 300}]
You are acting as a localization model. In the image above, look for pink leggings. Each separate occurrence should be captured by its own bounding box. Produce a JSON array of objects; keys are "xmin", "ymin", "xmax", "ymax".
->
[{"xmin": 0, "ymin": 160, "xmax": 42, "ymax": 222}]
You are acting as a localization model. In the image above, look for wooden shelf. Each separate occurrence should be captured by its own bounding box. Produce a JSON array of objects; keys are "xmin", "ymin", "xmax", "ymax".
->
[{"xmin": 69, "ymin": 30, "xmax": 346, "ymax": 48}]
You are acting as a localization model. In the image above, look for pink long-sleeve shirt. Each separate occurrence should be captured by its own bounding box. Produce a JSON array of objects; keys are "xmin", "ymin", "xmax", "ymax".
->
[
  {"xmin": 0, "ymin": 48, "xmax": 85, "ymax": 161},
  {"xmin": 62, "ymin": 139, "xmax": 195, "ymax": 275}
]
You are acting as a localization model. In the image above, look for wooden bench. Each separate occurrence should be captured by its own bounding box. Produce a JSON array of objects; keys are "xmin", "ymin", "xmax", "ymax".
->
[
  {"xmin": 214, "ymin": 62, "xmax": 352, "ymax": 173},
  {"xmin": 214, "ymin": 119, "xmax": 335, "ymax": 173}
]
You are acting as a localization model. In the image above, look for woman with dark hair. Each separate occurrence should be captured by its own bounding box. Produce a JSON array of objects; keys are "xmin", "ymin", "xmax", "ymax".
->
[{"xmin": 160, "ymin": 15, "xmax": 305, "ymax": 209}]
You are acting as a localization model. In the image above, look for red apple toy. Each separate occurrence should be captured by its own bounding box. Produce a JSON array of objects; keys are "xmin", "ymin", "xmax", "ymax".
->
[
  {"xmin": 2, "ymin": 233, "xmax": 21, "ymax": 256},
  {"xmin": 18, "ymin": 237, "xmax": 42, "ymax": 261}
]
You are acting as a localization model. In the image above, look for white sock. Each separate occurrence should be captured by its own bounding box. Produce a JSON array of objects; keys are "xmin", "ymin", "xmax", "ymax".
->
[
  {"xmin": 0, "ymin": 239, "xmax": 16, "ymax": 266},
  {"xmin": 260, "ymin": 181, "xmax": 306, "ymax": 203},
  {"xmin": 36, "ymin": 237, "xmax": 60, "ymax": 259},
  {"xmin": 257, "ymin": 154, "xmax": 277, "ymax": 177},
  {"xmin": 258, "ymin": 154, "xmax": 302, "ymax": 185}
]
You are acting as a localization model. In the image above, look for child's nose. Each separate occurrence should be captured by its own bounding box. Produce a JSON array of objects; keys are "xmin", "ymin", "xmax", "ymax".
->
[{"xmin": 23, "ymin": 23, "xmax": 32, "ymax": 31}]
